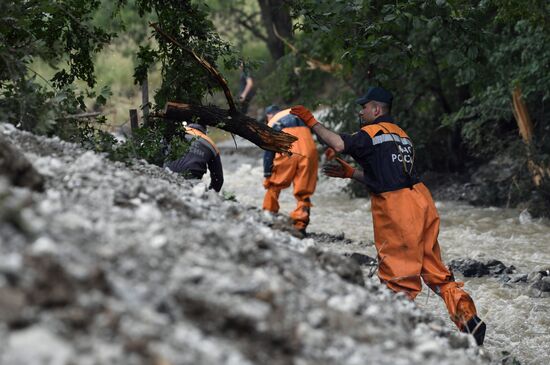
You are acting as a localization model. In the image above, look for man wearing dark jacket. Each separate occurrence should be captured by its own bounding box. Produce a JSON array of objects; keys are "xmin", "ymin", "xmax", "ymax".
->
[
  {"xmin": 164, "ymin": 123, "xmax": 223, "ymax": 192},
  {"xmin": 238, "ymin": 61, "xmax": 255, "ymax": 114},
  {"xmin": 290, "ymin": 87, "xmax": 486, "ymax": 346}
]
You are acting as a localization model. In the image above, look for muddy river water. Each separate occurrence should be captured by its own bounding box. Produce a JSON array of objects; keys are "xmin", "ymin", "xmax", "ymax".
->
[{"xmin": 217, "ymin": 140, "xmax": 550, "ymax": 365}]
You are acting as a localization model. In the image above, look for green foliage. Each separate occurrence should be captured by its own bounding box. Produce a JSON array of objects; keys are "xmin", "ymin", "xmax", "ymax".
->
[
  {"xmin": 2, "ymin": 0, "xmax": 237, "ymax": 168},
  {"xmin": 283, "ymin": 0, "xmax": 550, "ymax": 174},
  {"xmin": 258, "ymin": 54, "xmax": 328, "ymax": 106},
  {"xmin": 222, "ymin": 190, "xmax": 237, "ymax": 201},
  {"xmin": 0, "ymin": 77, "xmax": 108, "ymax": 136},
  {"xmin": 321, "ymin": 95, "xmax": 361, "ymax": 133},
  {"xmin": 0, "ymin": 0, "xmax": 112, "ymax": 89},
  {"xmin": 110, "ymin": 120, "xmax": 189, "ymax": 166},
  {"xmin": 117, "ymin": 0, "xmax": 239, "ymax": 109},
  {"xmin": 0, "ymin": 0, "xmax": 114, "ymax": 143}
]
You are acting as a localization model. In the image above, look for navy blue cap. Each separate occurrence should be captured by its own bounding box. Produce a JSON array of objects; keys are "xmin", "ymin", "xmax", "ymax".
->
[
  {"xmin": 265, "ymin": 105, "xmax": 281, "ymax": 116},
  {"xmin": 356, "ymin": 87, "xmax": 393, "ymax": 106}
]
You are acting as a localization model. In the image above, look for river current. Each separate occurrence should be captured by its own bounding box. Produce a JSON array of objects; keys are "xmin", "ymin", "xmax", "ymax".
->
[{"xmin": 217, "ymin": 141, "xmax": 550, "ymax": 365}]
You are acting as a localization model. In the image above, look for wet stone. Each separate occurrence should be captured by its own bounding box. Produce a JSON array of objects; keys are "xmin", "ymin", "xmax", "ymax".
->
[
  {"xmin": 0, "ymin": 287, "xmax": 26, "ymax": 324},
  {"xmin": 448, "ymin": 258, "xmax": 516, "ymax": 278},
  {"xmin": 347, "ymin": 252, "xmax": 377, "ymax": 267},
  {"xmin": 529, "ymin": 276, "xmax": 550, "ymax": 297},
  {"xmin": 500, "ymin": 273, "xmax": 528, "ymax": 284},
  {"xmin": 447, "ymin": 332, "xmax": 472, "ymax": 350},
  {"xmin": 308, "ymin": 249, "xmax": 365, "ymax": 286}
]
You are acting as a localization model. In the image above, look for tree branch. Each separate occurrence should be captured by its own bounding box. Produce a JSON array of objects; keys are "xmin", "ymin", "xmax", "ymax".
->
[
  {"xmin": 149, "ymin": 22, "xmax": 237, "ymax": 113},
  {"xmin": 231, "ymin": 8, "xmax": 269, "ymax": 42},
  {"xmin": 163, "ymin": 102, "xmax": 297, "ymax": 153}
]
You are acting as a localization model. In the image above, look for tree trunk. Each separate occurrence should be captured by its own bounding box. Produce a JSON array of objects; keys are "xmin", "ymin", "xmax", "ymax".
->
[
  {"xmin": 163, "ymin": 102, "xmax": 297, "ymax": 153},
  {"xmin": 257, "ymin": 0, "xmax": 293, "ymax": 60}
]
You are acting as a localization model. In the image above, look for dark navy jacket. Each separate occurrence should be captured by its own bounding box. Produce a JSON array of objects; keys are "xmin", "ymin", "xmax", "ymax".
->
[
  {"xmin": 164, "ymin": 124, "xmax": 224, "ymax": 192},
  {"xmin": 340, "ymin": 115, "xmax": 420, "ymax": 194}
]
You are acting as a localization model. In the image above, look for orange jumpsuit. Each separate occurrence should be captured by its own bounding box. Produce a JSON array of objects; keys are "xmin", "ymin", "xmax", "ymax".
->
[
  {"xmin": 341, "ymin": 116, "xmax": 478, "ymax": 330},
  {"xmin": 263, "ymin": 109, "xmax": 318, "ymax": 231}
]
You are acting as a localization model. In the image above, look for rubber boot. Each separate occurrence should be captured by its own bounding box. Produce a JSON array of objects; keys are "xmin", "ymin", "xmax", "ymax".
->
[{"xmin": 461, "ymin": 315, "xmax": 486, "ymax": 346}]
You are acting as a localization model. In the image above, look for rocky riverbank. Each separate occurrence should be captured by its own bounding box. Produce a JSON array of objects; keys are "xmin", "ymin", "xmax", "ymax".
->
[{"xmin": 1, "ymin": 124, "xmax": 497, "ymax": 364}]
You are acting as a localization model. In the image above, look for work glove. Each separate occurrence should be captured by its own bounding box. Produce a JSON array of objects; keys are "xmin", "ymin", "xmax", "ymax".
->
[
  {"xmin": 290, "ymin": 105, "xmax": 319, "ymax": 128},
  {"xmin": 263, "ymin": 178, "xmax": 272, "ymax": 189},
  {"xmin": 323, "ymin": 157, "xmax": 355, "ymax": 179},
  {"xmin": 324, "ymin": 147, "xmax": 336, "ymax": 161}
]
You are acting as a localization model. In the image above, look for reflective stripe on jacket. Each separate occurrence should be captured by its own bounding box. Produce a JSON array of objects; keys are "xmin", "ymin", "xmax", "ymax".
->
[{"xmin": 340, "ymin": 115, "xmax": 419, "ymax": 194}]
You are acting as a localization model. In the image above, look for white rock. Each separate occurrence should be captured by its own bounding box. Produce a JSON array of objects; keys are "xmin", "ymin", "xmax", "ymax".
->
[
  {"xmin": 327, "ymin": 293, "xmax": 361, "ymax": 313},
  {"xmin": 150, "ymin": 235, "xmax": 167, "ymax": 248},
  {"xmin": 0, "ymin": 253, "xmax": 23, "ymax": 273},
  {"xmin": 415, "ymin": 339, "xmax": 441, "ymax": 356},
  {"xmin": 519, "ymin": 209, "xmax": 532, "ymax": 225},
  {"xmin": 135, "ymin": 203, "xmax": 162, "ymax": 221},
  {"xmin": 192, "ymin": 182, "xmax": 207, "ymax": 198},
  {"xmin": 2, "ymin": 326, "xmax": 74, "ymax": 365},
  {"xmin": 365, "ymin": 304, "xmax": 380, "ymax": 316},
  {"xmin": 31, "ymin": 236, "xmax": 58, "ymax": 254},
  {"xmin": 0, "ymin": 122, "xmax": 17, "ymax": 134}
]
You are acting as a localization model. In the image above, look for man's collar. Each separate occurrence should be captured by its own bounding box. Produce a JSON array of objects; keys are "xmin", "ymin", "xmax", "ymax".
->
[
  {"xmin": 187, "ymin": 123, "xmax": 207, "ymax": 133},
  {"xmin": 373, "ymin": 114, "xmax": 393, "ymax": 124}
]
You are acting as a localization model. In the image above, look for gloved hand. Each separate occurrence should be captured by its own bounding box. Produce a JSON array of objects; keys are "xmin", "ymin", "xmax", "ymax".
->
[
  {"xmin": 324, "ymin": 147, "xmax": 336, "ymax": 161},
  {"xmin": 263, "ymin": 178, "xmax": 272, "ymax": 189},
  {"xmin": 290, "ymin": 105, "xmax": 319, "ymax": 128},
  {"xmin": 323, "ymin": 157, "xmax": 355, "ymax": 179}
]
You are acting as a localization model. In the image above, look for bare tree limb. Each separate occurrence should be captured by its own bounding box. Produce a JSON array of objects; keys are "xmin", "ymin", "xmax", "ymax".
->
[
  {"xmin": 60, "ymin": 112, "xmax": 101, "ymax": 119},
  {"xmin": 163, "ymin": 102, "xmax": 297, "ymax": 154},
  {"xmin": 231, "ymin": 7, "xmax": 269, "ymax": 42}
]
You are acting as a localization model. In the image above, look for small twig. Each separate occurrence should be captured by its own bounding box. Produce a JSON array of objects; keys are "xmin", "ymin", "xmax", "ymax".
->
[
  {"xmin": 369, "ymin": 239, "xmax": 390, "ymax": 278},
  {"xmin": 231, "ymin": 133, "xmax": 238, "ymax": 150},
  {"xmin": 61, "ymin": 112, "xmax": 101, "ymax": 119},
  {"xmin": 424, "ymin": 284, "xmax": 431, "ymax": 305}
]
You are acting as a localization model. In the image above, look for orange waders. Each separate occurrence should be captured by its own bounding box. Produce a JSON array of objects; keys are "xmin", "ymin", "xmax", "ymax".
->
[
  {"xmin": 263, "ymin": 110, "xmax": 318, "ymax": 231},
  {"xmin": 370, "ymin": 182, "xmax": 478, "ymax": 329}
]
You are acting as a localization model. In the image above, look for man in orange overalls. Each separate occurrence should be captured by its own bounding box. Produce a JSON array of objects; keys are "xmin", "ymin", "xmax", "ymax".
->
[
  {"xmin": 263, "ymin": 105, "xmax": 318, "ymax": 236},
  {"xmin": 289, "ymin": 87, "xmax": 486, "ymax": 346}
]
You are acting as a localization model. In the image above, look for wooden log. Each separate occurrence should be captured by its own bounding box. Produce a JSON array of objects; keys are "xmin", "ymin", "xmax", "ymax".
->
[{"xmin": 163, "ymin": 102, "xmax": 297, "ymax": 154}]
